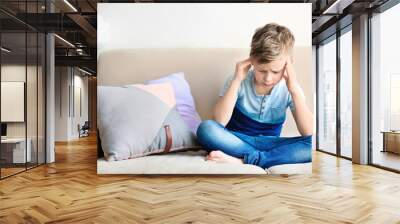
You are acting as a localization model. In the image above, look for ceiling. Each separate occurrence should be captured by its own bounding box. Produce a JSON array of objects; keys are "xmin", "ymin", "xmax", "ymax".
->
[{"xmin": 0, "ymin": 0, "xmax": 392, "ymax": 75}]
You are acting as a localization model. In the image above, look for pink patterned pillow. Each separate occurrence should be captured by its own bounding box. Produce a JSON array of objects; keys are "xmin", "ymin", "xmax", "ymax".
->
[{"xmin": 145, "ymin": 72, "xmax": 202, "ymax": 134}]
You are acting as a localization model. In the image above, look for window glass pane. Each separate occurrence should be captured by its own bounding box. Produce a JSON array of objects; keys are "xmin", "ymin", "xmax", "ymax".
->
[
  {"xmin": 27, "ymin": 31, "xmax": 38, "ymax": 169},
  {"xmin": 318, "ymin": 36, "xmax": 337, "ymax": 154},
  {"xmin": 38, "ymin": 32, "xmax": 45, "ymax": 165},
  {"xmin": 371, "ymin": 3, "xmax": 400, "ymax": 171},
  {"xmin": 0, "ymin": 1, "xmax": 46, "ymax": 179},
  {"xmin": 1, "ymin": 30, "xmax": 28, "ymax": 178},
  {"xmin": 340, "ymin": 28, "xmax": 352, "ymax": 158}
]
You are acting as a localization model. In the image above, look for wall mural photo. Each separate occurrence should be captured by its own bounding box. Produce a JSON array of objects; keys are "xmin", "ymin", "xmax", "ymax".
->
[{"xmin": 96, "ymin": 3, "xmax": 314, "ymax": 175}]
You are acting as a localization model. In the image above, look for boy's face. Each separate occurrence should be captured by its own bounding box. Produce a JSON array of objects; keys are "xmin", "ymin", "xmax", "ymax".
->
[{"xmin": 251, "ymin": 56, "xmax": 287, "ymax": 88}]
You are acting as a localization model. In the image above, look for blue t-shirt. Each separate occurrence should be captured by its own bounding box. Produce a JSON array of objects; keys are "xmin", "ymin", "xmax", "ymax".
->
[{"xmin": 219, "ymin": 69, "xmax": 303, "ymax": 136}]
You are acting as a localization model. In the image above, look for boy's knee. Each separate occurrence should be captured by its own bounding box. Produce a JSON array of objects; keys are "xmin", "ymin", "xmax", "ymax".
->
[
  {"xmin": 197, "ymin": 120, "xmax": 219, "ymax": 134},
  {"xmin": 197, "ymin": 120, "xmax": 222, "ymax": 141},
  {"xmin": 294, "ymin": 146, "xmax": 312, "ymax": 163}
]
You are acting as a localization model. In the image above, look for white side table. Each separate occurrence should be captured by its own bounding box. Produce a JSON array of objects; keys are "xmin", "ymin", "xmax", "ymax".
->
[{"xmin": 1, "ymin": 138, "xmax": 32, "ymax": 163}]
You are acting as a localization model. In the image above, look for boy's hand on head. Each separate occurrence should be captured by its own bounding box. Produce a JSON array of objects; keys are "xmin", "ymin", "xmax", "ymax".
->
[
  {"xmin": 283, "ymin": 57, "xmax": 301, "ymax": 94},
  {"xmin": 234, "ymin": 58, "xmax": 252, "ymax": 82}
]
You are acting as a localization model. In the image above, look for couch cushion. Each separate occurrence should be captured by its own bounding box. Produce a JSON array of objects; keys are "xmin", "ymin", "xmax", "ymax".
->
[
  {"xmin": 97, "ymin": 150, "xmax": 266, "ymax": 174},
  {"xmin": 97, "ymin": 150, "xmax": 312, "ymax": 175}
]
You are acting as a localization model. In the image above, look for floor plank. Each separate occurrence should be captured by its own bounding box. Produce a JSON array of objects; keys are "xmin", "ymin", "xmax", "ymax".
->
[{"xmin": 1, "ymin": 135, "xmax": 400, "ymax": 223}]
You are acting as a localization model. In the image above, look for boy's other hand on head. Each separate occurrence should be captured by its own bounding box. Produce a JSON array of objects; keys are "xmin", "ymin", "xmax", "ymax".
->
[
  {"xmin": 234, "ymin": 58, "xmax": 252, "ymax": 82},
  {"xmin": 283, "ymin": 57, "xmax": 301, "ymax": 94}
]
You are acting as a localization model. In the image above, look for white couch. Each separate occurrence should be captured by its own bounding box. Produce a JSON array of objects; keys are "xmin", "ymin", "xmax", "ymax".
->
[{"xmin": 97, "ymin": 48, "xmax": 312, "ymax": 175}]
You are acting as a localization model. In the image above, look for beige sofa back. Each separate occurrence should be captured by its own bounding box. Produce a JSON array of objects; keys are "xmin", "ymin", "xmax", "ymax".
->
[{"xmin": 98, "ymin": 48, "xmax": 312, "ymax": 136}]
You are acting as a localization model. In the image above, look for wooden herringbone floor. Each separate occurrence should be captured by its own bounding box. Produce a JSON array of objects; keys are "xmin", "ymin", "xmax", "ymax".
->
[{"xmin": 1, "ymin": 135, "xmax": 400, "ymax": 224}]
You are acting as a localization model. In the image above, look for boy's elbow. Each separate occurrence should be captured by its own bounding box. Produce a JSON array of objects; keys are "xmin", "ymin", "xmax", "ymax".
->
[
  {"xmin": 303, "ymin": 117, "xmax": 315, "ymax": 136},
  {"xmin": 212, "ymin": 115, "xmax": 228, "ymax": 127},
  {"xmin": 301, "ymin": 127, "xmax": 314, "ymax": 136},
  {"xmin": 301, "ymin": 131, "xmax": 313, "ymax": 137}
]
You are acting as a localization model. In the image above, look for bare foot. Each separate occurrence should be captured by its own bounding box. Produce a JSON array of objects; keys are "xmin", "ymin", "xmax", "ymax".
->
[{"xmin": 206, "ymin": 151, "xmax": 244, "ymax": 165}]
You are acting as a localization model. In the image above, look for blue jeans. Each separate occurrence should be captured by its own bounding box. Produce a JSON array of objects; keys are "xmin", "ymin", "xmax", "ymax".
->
[{"xmin": 196, "ymin": 120, "xmax": 312, "ymax": 169}]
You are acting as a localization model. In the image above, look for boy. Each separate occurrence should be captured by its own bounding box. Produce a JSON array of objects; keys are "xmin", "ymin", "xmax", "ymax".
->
[{"xmin": 196, "ymin": 23, "xmax": 314, "ymax": 169}]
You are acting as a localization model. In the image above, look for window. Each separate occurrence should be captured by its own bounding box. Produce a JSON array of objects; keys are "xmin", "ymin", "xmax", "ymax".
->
[
  {"xmin": 0, "ymin": 1, "xmax": 47, "ymax": 179},
  {"xmin": 370, "ymin": 2, "xmax": 400, "ymax": 171},
  {"xmin": 317, "ymin": 36, "xmax": 337, "ymax": 154},
  {"xmin": 339, "ymin": 27, "xmax": 352, "ymax": 158}
]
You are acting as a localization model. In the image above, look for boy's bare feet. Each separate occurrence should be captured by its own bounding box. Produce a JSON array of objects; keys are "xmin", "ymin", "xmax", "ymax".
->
[{"xmin": 206, "ymin": 150, "xmax": 244, "ymax": 165}]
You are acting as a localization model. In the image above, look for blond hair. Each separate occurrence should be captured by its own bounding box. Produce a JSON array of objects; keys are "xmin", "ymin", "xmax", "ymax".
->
[{"xmin": 250, "ymin": 23, "xmax": 295, "ymax": 64}]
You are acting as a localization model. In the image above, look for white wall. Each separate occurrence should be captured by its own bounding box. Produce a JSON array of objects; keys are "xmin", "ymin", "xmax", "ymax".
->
[
  {"xmin": 72, "ymin": 73, "xmax": 89, "ymax": 138},
  {"xmin": 55, "ymin": 67, "xmax": 89, "ymax": 141},
  {"xmin": 55, "ymin": 67, "xmax": 69, "ymax": 141},
  {"xmin": 98, "ymin": 3, "xmax": 311, "ymax": 53}
]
